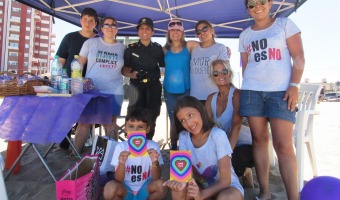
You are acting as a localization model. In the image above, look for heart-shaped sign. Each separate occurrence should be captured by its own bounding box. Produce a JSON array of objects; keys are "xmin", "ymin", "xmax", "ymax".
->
[
  {"xmin": 171, "ymin": 157, "xmax": 191, "ymax": 176},
  {"xmin": 175, "ymin": 160, "xmax": 187, "ymax": 171},
  {"xmin": 128, "ymin": 135, "xmax": 146, "ymax": 151},
  {"xmin": 128, "ymin": 131, "xmax": 148, "ymax": 157},
  {"xmin": 133, "ymin": 138, "xmax": 142, "ymax": 147},
  {"xmin": 170, "ymin": 150, "xmax": 192, "ymax": 182}
]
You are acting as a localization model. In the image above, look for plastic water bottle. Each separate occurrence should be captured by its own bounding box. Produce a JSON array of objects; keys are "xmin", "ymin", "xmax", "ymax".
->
[
  {"xmin": 50, "ymin": 55, "xmax": 62, "ymax": 91},
  {"xmin": 71, "ymin": 55, "xmax": 83, "ymax": 94},
  {"xmin": 59, "ymin": 68, "xmax": 70, "ymax": 94}
]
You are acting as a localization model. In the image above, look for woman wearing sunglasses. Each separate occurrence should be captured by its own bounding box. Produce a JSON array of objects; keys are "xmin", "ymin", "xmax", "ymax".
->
[
  {"xmin": 205, "ymin": 59, "xmax": 254, "ymax": 189},
  {"xmin": 163, "ymin": 19, "xmax": 199, "ymax": 150},
  {"xmin": 190, "ymin": 20, "xmax": 230, "ymax": 104},
  {"xmin": 239, "ymin": 0, "xmax": 305, "ymax": 199},
  {"xmin": 73, "ymin": 17, "xmax": 126, "ymax": 154}
]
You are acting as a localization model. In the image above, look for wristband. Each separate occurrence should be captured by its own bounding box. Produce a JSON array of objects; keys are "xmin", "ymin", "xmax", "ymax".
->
[{"xmin": 289, "ymin": 82, "xmax": 300, "ymax": 88}]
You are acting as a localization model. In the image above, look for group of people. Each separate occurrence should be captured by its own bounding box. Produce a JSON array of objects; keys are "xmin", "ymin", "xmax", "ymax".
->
[{"xmin": 56, "ymin": 0, "xmax": 305, "ymax": 199}]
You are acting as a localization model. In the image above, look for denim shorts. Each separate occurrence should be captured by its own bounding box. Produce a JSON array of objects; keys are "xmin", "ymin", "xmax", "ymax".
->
[
  {"xmin": 123, "ymin": 178, "xmax": 151, "ymax": 200},
  {"xmin": 111, "ymin": 94, "xmax": 124, "ymax": 116},
  {"xmin": 239, "ymin": 90, "xmax": 296, "ymax": 123}
]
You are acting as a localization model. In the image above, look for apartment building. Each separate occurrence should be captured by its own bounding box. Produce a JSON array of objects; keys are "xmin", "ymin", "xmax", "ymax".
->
[{"xmin": 0, "ymin": 0, "xmax": 55, "ymax": 75}]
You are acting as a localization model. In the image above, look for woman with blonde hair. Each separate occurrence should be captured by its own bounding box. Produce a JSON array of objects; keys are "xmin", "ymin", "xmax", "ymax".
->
[{"xmin": 205, "ymin": 59, "xmax": 254, "ymax": 188}]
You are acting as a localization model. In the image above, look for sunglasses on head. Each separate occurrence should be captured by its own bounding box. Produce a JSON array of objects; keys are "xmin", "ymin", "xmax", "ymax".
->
[
  {"xmin": 169, "ymin": 21, "xmax": 183, "ymax": 27},
  {"xmin": 212, "ymin": 69, "xmax": 229, "ymax": 77},
  {"xmin": 102, "ymin": 24, "xmax": 117, "ymax": 29},
  {"xmin": 196, "ymin": 26, "xmax": 209, "ymax": 35},
  {"xmin": 247, "ymin": 0, "xmax": 268, "ymax": 9}
]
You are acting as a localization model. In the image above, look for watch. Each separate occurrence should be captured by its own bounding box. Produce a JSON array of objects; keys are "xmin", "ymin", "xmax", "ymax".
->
[{"xmin": 289, "ymin": 82, "xmax": 300, "ymax": 88}]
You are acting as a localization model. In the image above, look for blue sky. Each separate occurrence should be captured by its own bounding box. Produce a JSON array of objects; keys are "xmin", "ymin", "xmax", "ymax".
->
[{"xmin": 53, "ymin": 0, "xmax": 340, "ymax": 84}]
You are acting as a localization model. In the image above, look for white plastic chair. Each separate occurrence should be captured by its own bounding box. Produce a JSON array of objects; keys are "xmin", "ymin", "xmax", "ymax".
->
[
  {"xmin": 268, "ymin": 83, "xmax": 322, "ymax": 191},
  {"xmin": 0, "ymin": 155, "xmax": 8, "ymax": 200},
  {"xmin": 295, "ymin": 83, "xmax": 322, "ymax": 191}
]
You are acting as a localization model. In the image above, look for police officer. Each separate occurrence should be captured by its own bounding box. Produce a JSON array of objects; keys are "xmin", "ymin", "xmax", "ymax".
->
[{"xmin": 122, "ymin": 17, "xmax": 165, "ymax": 140}]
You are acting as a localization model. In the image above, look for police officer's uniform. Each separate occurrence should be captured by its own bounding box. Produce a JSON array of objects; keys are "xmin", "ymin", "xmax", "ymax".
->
[{"xmin": 123, "ymin": 18, "xmax": 165, "ymax": 140}]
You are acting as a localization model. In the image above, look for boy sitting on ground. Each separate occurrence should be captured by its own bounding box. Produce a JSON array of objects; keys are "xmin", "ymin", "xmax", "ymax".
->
[{"xmin": 103, "ymin": 107, "xmax": 168, "ymax": 200}]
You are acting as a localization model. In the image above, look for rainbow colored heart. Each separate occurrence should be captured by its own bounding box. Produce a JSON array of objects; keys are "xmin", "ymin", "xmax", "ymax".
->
[
  {"xmin": 128, "ymin": 131, "xmax": 147, "ymax": 157},
  {"xmin": 170, "ymin": 150, "xmax": 192, "ymax": 182}
]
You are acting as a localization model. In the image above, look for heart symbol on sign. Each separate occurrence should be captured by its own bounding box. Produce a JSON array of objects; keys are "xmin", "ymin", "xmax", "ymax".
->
[
  {"xmin": 133, "ymin": 138, "xmax": 142, "ymax": 147},
  {"xmin": 175, "ymin": 160, "xmax": 187, "ymax": 171}
]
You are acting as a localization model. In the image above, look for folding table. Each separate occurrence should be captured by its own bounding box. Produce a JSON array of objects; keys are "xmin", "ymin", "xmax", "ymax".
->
[{"xmin": 0, "ymin": 92, "xmax": 113, "ymax": 181}]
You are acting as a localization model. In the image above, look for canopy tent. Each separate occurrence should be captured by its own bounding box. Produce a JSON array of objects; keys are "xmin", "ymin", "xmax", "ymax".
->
[{"xmin": 16, "ymin": 0, "xmax": 307, "ymax": 38}]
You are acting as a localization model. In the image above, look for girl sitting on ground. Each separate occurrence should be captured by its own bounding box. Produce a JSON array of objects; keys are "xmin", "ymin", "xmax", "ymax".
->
[{"xmin": 163, "ymin": 96, "xmax": 244, "ymax": 200}]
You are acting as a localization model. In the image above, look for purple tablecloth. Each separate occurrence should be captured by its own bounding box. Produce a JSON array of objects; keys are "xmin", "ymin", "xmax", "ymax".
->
[{"xmin": 0, "ymin": 93, "xmax": 112, "ymax": 144}]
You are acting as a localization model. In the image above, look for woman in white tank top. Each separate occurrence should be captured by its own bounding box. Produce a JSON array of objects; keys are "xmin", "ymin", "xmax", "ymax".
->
[{"xmin": 205, "ymin": 59, "xmax": 254, "ymax": 188}]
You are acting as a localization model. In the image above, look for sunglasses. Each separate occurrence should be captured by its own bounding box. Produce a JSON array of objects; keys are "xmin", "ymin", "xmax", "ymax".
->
[
  {"xmin": 102, "ymin": 24, "xmax": 117, "ymax": 29},
  {"xmin": 196, "ymin": 26, "xmax": 209, "ymax": 35},
  {"xmin": 169, "ymin": 21, "xmax": 183, "ymax": 27},
  {"xmin": 212, "ymin": 69, "xmax": 229, "ymax": 77},
  {"xmin": 247, "ymin": 0, "xmax": 267, "ymax": 9}
]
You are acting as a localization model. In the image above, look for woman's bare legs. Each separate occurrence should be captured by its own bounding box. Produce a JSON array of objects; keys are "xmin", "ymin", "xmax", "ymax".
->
[
  {"xmin": 248, "ymin": 116, "xmax": 271, "ymax": 199},
  {"xmin": 73, "ymin": 123, "xmax": 92, "ymax": 154},
  {"xmin": 270, "ymin": 118, "xmax": 298, "ymax": 200},
  {"xmin": 103, "ymin": 116, "xmax": 118, "ymax": 140}
]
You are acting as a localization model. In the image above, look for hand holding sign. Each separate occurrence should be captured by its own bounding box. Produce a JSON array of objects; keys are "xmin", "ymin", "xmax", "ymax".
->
[
  {"xmin": 128, "ymin": 130, "xmax": 148, "ymax": 157},
  {"xmin": 147, "ymin": 148, "xmax": 160, "ymax": 163},
  {"xmin": 187, "ymin": 179, "xmax": 202, "ymax": 200},
  {"xmin": 170, "ymin": 150, "xmax": 192, "ymax": 182},
  {"xmin": 118, "ymin": 151, "xmax": 130, "ymax": 165}
]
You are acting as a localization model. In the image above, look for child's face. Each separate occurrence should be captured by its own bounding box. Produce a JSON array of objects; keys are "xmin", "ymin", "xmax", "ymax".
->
[
  {"xmin": 176, "ymin": 107, "xmax": 203, "ymax": 135},
  {"xmin": 80, "ymin": 15, "xmax": 97, "ymax": 32},
  {"xmin": 125, "ymin": 120, "xmax": 150, "ymax": 133}
]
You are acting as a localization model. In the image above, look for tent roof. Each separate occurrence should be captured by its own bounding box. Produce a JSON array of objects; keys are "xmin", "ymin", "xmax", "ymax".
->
[{"xmin": 17, "ymin": 0, "xmax": 307, "ymax": 38}]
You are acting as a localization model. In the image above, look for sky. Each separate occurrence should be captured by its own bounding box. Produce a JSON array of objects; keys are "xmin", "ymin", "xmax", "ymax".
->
[{"xmin": 53, "ymin": 0, "xmax": 340, "ymax": 84}]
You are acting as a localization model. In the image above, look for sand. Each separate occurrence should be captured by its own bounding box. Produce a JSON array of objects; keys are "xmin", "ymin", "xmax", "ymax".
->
[{"xmin": 1, "ymin": 100, "xmax": 340, "ymax": 200}]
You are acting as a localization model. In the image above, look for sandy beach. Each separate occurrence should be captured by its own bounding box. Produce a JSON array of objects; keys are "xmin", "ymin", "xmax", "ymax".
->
[{"xmin": 1, "ymin": 99, "xmax": 340, "ymax": 199}]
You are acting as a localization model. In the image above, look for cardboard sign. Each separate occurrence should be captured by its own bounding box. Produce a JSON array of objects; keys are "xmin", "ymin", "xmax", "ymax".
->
[
  {"xmin": 127, "ymin": 130, "xmax": 148, "ymax": 157},
  {"xmin": 170, "ymin": 150, "xmax": 192, "ymax": 182}
]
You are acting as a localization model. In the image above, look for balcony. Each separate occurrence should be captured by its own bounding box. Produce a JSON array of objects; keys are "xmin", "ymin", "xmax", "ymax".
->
[
  {"xmin": 10, "ymin": 18, "xmax": 20, "ymax": 24},
  {"xmin": 40, "ymin": 35, "xmax": 49, "ymax": 40},
  {"xmin": 40, "ymin": 43, "xmax": 49, "ymax": 48},
  {"xmin": 51, "ymin": 33, "xmax": 56, "ymax": 38},
  {"xmin": 34, "ymin": 14, "xmax": 41, "ymax": 21},
  {"xmin": 8, "ymin": 36, "xmax": 19, "ymax": 41},
  {"xmin": 8, "ymin": 46, "xmax": 19, "ymax": 50},
  {"xmin": 41, "ymin": 20, "xmax": 49, "ymax": 25},
  {"xmin": 40, "ymin": 28, "xmax": 50, "ymax": 32},
  {"xmin": 39, "ymin": 51, "xmax": 48, "ymax": 55},
  {"xmin": 9, "ymin": 27, "xmax": 20, "ymax": 32}
]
